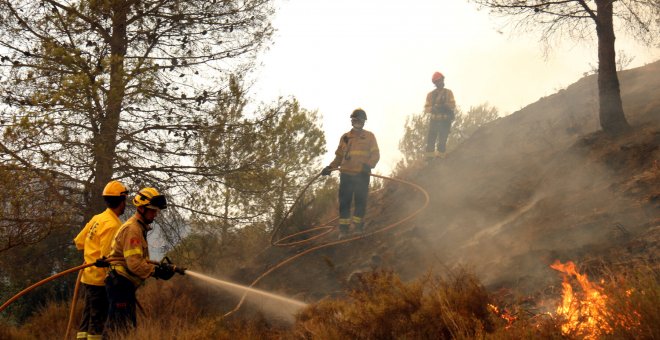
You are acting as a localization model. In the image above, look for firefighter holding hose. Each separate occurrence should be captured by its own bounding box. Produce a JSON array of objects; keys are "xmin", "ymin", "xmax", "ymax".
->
[
  {"xmin": 73, "ymin": 180, "xmax": 128, "ymax": 340},
  {"xmin": 104, "ymin": 187, "xmax": 181, "ymax": 334},
  {"xmin": 321, "ymin": 108, "xmax": 380, "ymax": 239}
]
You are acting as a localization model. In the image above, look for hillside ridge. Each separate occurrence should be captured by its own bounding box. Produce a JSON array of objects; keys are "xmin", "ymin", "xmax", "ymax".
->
[{"xmin": 258, "ymin": 60, "xmax": 660, "ymax": 301}]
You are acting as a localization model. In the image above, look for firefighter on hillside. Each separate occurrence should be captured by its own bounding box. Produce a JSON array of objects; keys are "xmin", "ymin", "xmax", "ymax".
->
[
  {"xmin": 104, "ymin": 187, "xmax": 175, "ymax": 334},
  {"xmin": 424, "ymin": 71, "xmax": 456, "ymax": 160},
  {"xmin": 73, "ymin": 180, "xmax": 128, "ymax": 340},
  {"xmin": 321, "ymin": 108, "xmax": 380, "ymax": 239}
]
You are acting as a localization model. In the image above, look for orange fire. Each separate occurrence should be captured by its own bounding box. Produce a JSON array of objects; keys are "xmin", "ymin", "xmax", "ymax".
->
[
  {"xmin": 488, "ymin": 303, "xmax": 517, "ymax": 328},
  {"xmin": 550, "ymin": 260, "xmax": 612, "ymax": 339}
]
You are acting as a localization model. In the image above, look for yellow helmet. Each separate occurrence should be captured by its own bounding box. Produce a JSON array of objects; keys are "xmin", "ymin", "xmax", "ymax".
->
[
  {"xmin": 103, "ymin": 180, "xmax": 128, "ymax": 197},
  {"xmin": 133, "ymin": 187, "xmax": 167, "ymax": 210}
]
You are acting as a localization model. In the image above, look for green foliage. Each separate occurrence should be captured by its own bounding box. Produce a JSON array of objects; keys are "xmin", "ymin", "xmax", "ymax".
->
[
  {"xmin": 0, "ymin": 0, "xmax": 276, "ymax": 225},
  {"xmin": 171, "ymin": 223, "xmax": 271, "ymax": 277},
  {"xmin": 184, "ymin": 94, "xmax": 327, "ymax": 258},
  {"xmin": 0, "ymin": 0, "xmax": 276, "ymax": 322}
]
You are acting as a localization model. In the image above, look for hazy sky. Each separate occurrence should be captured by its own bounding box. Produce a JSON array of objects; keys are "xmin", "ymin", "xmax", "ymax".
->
[{"xmin": 251, "ymin": 0, "xmax": 659, "ymax": 174}]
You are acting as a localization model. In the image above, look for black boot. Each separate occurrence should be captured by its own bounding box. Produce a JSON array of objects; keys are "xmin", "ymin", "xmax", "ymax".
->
[
  {"xmin": 355, "ymin": 222, "xmax": 364, "ymax": 234},
  {"xmin": 338, "ymin": 224, "xmax": 350, "ymax": 240}
]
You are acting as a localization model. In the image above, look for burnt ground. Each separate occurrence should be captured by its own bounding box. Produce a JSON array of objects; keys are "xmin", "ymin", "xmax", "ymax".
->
[{"xmin": 246, "ymin": 60, "xmax": 660, "ymax": 310}]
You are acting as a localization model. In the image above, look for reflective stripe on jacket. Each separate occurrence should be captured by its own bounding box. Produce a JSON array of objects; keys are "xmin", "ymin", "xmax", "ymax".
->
[
  {"xmin": 329, "ymin": 129, "xmax": 380, "ymax": 175},
  {"xmin": 108, "ymin": 214, "xmax": 155, "ymax": 286},
  {"xmin": 73, "ymin": 208, "xmax": 122, "ymax": 286},
  {"xmin": 424, "ymin": 88, "xmax": 456, "ymax": 119}
]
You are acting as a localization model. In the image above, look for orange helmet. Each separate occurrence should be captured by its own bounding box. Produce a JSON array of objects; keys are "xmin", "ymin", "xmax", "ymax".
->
[{"xmin": 432, "ymin": 72, "xmax": 444, "ymax": 83}]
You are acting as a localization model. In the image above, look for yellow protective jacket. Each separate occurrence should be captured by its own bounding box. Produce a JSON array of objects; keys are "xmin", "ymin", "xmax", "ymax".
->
[
  {"xmin": 329, "ymin": 128, "xmax": 380, "ymax": 175},
  {"xmin": 424, "ymin": 88, "xmax": 456, "ymax": 120},
  {"xmin": 108, "ymin": 214, "xmax": 155, "ymax": 287},
  {"xmin": 73, "ymin": 208, "xmax": 122, "ymax": 286}
]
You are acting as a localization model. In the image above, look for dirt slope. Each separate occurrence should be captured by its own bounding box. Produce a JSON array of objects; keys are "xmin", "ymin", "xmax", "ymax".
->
[{"xmin": 257, "ymin": 60, "xmax": 660, "ymax": 302}]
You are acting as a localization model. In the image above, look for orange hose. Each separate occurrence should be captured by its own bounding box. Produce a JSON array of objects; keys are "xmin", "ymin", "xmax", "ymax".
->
[
  {"xmin": 0, "ymin": 257, "xmax": 156, "ymax": 316},
  {"xmin": 64, "ymin": 269, "xmax": 83, "ymax": 340},
  {"xmin": 0, "ymin": 263, "xmax": 94, "ymax": 313}
]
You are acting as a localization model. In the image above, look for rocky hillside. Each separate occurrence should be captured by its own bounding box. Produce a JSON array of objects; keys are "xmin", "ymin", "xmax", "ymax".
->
[{"xmin": 253, "ymin": 60, "xmax": 660, "ymax": 304}]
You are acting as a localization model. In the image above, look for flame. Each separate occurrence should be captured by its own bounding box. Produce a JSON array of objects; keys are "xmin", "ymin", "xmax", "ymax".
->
[
  {"xmin": 550, "ymin": 260, "xmax": 611, "ymax": 339},
  {"xmin": 488, "ymin": 303, "xmax": 517, "ymax": 328}
]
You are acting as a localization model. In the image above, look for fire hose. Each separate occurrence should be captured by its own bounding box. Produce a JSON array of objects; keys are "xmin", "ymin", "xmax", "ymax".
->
[
  {"xmin": 0, "ymin": 257, "xmax": 185, "ymax": 339},
  {"xmin": 223, "ymin": 169, "xmax": 430, "ymax": 317},
  {"xmin": 1, "ymin": 171, "xmax": 428, "ymax": 324}
]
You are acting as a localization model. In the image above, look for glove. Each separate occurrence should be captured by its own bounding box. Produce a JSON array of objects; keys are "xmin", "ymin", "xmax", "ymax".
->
[
  {"xmin": 94, "ymin": 257, "xmax": 110, "ymax": 268},
  {"xmin": 361, "ymin": 164, "xmax": 371, "ymax": 174},
  {"xmin": 153, "ymin": 263, "xmax": 175, "ymax": 280},
  {"xmin": 321, "ymin": 166, "xmax": 332, "ymax": 176}
]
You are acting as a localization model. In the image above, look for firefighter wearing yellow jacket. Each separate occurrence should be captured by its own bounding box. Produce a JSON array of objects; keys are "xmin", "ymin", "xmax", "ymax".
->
[
  {"xmin": 424, "ymin": 71, "xmax": 456, "ymax": 159},
  {"xmin": 104, "ymin": 187, "xmax": 175, "ymax": 334},
  {"xmin": 73, "ymin": 180, "xmax": 128, "ymax": 340},
  {"xmin": 322, "ymin": 108, "xmax": 380, "ymax": 239}
]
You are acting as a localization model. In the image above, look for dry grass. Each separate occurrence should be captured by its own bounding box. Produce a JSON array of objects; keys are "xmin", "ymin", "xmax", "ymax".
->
[
  {"xmin": 2, "ymin": 262, "xmax": 658, "ymax": 339},
  {"xmin": 294, "ymin": 269, "xmax": 494, "ymax": 339},
  {"xmin": 600, "ymin": 264, "xmax": 660, "ymax": 339},
  {"xmin": 0, "ymin": 302, "xmax": 70, "ymax": 339}
]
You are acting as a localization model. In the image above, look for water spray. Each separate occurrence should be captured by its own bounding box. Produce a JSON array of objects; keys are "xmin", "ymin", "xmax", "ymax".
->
[
  {"xmin": 186, "ymin": 271, "xmax": 307, "ymax": 309},
  {"xmin": 223, "ymin": 171, "xmax": 430, "ymax": 317}
]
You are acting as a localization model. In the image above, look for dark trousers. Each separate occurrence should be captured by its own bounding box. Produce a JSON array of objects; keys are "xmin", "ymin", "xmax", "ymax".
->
[
  {"xmin": 78, "ymin": 283, "xmax": 108, "ymax": 337},
  {"xmin": 426, "ymin": 119, "xmax": 452, "ymax": 153},
  {"xmin": 339, "ymin": 172, "xmax": 370, "ymax": 222},
  {"xmin": 104, "ymin": 271, "xmax": 137, "ymax": 336}
]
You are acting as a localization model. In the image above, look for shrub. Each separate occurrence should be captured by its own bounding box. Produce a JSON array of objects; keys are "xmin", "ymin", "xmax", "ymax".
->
[
  {"xmin": 601, "ymin": 264, "xmax": 660, "ymax": 339},
  {"xmin": 294, "ymin": 269, "xmax": 494, "ymax": 339}
]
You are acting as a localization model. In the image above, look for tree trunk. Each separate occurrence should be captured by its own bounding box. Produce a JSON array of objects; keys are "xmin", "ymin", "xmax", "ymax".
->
[
  {"xmin": 595, "ymin": 0, "xmax": 630, "ymax": 135},
  {"xmin": 273, "ymin": 175, "xmax": 286, "ymax": 230},
  {"xmin": 222, "ymin": 187, "xmax": 231, "ymax": 246},
  {"xmin": 86, "ymin": 4, "xmax": 128, "ymax": 220}
]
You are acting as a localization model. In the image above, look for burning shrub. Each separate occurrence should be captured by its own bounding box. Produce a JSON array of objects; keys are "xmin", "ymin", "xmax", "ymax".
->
[
  {"xmin": 600, "ymin": 264, "xmax": 660, "ymax": 339},
  {"xmin": 546, "ymin": 260, "xmax": 660, "ymax": 340},
  {"xmin": 294, "ymin": 269, "xmax": 494, "ymax": 339}
]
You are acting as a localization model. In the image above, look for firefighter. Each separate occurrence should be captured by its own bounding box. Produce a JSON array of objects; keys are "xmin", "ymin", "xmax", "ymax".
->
[
  {"xmin": 104, "ymin": 187, "xmax": 175, "ymax": 335},
  {"xmin": 321, "ymin": 108, "xmax": 380, "ymax": 239},
  {"xmin": 424, "ymin": 71, "xmax": 456, "ymax": 160},
  {"xmin": 73, "ymin": 180, "xmax": 128, "ymax": 340}
]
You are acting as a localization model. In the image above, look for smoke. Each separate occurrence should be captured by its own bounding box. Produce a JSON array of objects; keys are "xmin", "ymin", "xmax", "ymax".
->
[
  {"xmin": 401, "ymin": 62, "xmax": 659, "ymax": 291},
  {"xmin": 240, "ymin": 61, "xmax": 659, "ymax": 303}
]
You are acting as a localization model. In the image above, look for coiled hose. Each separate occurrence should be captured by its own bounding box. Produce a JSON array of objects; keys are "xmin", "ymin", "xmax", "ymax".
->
[{"xmin": 223, "ymin": 170, "xmax": 429, "ymax": 317}]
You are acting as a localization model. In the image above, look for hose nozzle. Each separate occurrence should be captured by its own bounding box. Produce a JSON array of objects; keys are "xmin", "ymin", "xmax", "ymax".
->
[
  {"xmin": 174, "ymin": 266, "xmax": 186, "ymax": 275},
  {"xmin": 162, "ymin": 256, "xmax": 186, "ymax": 275}
]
